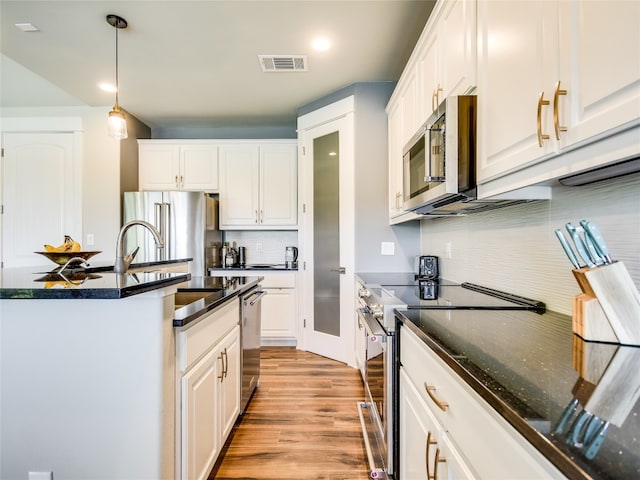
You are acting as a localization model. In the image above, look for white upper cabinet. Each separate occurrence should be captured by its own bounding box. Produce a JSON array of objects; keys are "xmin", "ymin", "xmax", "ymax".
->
[
  {"xmin": 219, "ymin": 141, "xmax": 297, "ymax": 230},
  {"xmin": 138, "ymin": 141, "xmax": 219, "ymax": 192},
  {"xmin": 386, "ymin": 0, "xmax": 476, "ymax": 223},
  {"xmin": 477, "ymin": 0, "xmax": 640, "ymax": 195},
  {"xmin": 419, "ymin": 0, "xmax": 477, "ymax": 119}
]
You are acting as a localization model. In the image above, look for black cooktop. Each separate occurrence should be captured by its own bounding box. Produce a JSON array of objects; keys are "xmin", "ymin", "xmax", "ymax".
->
[{"xmin": 356, "ymin": 272, "xmax": 545, "ymax": 313}]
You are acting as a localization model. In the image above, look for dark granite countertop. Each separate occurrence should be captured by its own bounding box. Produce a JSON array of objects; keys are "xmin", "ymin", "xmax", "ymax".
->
[
  {"xmin": 173, "ymin": 275, "xmax": 263, "ymax": 327},
  {"xmin": 397, "ymin": 308, "xmax": 640, "ymax": 480},
  {"xmin": 0, "ymin": 260, "xmax": 191, "ymax": 300}
]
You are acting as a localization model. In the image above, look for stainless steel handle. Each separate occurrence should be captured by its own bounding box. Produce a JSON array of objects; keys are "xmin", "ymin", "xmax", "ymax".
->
[
  {"xmin": 537, "ymin": 91, "xmax": 550, "ymax": 147},
  {"xmin": 425, "ymin": 383, "xmax": 449, "ymax": 412},
  {"xmin": 161, "ymin": 203, "xmax": 170, "ymax": 261},
  {"xmin": 222, "ymin": 348, "xmax": 228, "ymax": 378},
  {"xmin": 248, "ymin": 290, "xmax": 266, "ymax": 306},
  {"xmin": 260, "ymin": 209, "xmax": 264, "ymax": 224},
  {"xmin": 255, "ymin": 210, "xmax": 258, "ymax": 224},
  {"xmin": 553, "ymin": 80, "xmax": 568, "ymax": 140},
  {"xmin": 330, "ymin": 267, "xmax": 346, "ymax": 274},
  {"xmin": 357, "ymin": 402, "xmax": 388, "ymax": 478},
  {"xmin": 175, "ymin": 175, "xmax": 179, "ymax": 188}
]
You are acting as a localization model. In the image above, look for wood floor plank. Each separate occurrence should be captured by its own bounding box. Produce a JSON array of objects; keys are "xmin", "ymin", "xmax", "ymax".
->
[{"xmin": 209, "ymin": 347, "xmax": 370, "ymax": 480}]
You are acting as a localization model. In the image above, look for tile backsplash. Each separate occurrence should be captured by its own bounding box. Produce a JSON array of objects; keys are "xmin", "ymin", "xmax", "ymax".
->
[
  {"xmin": 420, "ymin": 173, "xmax": 640, "ymax": 315},
  {"xmin": 222, "ymin": 230, "xmax": 297, "ymax": 265}
]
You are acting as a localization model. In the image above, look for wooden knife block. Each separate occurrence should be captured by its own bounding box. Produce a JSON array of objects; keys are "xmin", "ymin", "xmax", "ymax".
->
[{"xmin": 572, "ymin": 261, "xmax": 640, "ymax": 346}]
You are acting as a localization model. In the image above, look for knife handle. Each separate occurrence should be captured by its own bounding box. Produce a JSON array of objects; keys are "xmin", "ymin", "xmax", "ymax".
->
[
  {"xmin": 566, "ymin": 223, "xmax": 595, "ymax": 268},
  {"xmin": 580, "ymin": 220, "xmax": 612, "ymax": 263},
  {"xmin": 555, "ymin": 229, "xmax": 580, "ymax": 269}
]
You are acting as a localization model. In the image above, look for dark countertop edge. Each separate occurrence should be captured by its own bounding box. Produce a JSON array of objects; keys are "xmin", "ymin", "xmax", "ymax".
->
[
  {"xmin": 397, "ymin": 311, "xmax": 592, "ymax": 480},
  {"xmin": 173, "ymin": 277, "xmax": 262, "ymax": 327},
  {"xmin": 0, "ymin": 273, "xmax": 191, "ymax": 300},
  {"xmin": 86, "ymin": 258, "xmax": 192, "ymax": 273},
  {"xmin": 208, "ymin": 266, "xmax": 297, "ymax": 272}
]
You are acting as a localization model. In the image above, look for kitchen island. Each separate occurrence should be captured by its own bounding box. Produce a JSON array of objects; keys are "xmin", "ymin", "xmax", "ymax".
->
[{"xmin": 0, "ymin": 262, "xmax": 261, "ymax": 480}]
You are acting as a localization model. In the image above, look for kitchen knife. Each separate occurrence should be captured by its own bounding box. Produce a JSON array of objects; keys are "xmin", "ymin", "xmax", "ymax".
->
[
  {"xmin": 555, "ymin": 229, "xmax": 581, "ymax": 269},
  {"xmin": 580, "ymin": 220, "xmax": 612, "ymax": 264},
  {"xmin": 584, "ymin": 420, "xmax": 610, "ymax": 460},
  {"xmin": 578, "ymin": 225, "xmax": 605, "ymax": 265},
  {"xmin": 553, "ymin": 397, "xmax": 579, "ymax": 435},
  {"xmin": 566, "ymin": 223, "xmax": 596, "ymax": 268}
]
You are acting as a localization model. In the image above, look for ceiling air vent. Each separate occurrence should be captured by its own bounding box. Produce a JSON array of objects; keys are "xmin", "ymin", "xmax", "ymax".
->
[{"xmin": 258, "ymin": 55, "xmax": 307, "ymax": 72}]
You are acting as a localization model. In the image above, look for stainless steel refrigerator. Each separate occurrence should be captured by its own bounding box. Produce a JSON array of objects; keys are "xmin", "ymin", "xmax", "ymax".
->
[{"xmin": 123, "ymin": 191, "xmax": 220, "ymax": 277}]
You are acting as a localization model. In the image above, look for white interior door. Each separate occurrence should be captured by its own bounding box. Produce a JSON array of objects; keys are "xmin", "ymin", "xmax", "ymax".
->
[
  {"xmin": 1, "ymin": 132, "xmax": 80, "ymax": 268},
  {"xmin": 298, "ymin": 97, "xmax": 355, "ymax": 365}
]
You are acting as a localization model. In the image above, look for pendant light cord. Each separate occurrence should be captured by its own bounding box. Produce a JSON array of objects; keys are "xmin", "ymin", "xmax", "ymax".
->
[{"xmin": 114, "ymin": 20, "xmax": 119, "ymax": 107}]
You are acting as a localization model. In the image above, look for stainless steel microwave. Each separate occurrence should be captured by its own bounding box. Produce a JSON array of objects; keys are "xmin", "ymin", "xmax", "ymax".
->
[{"xmin": 402, "ymin": 95, "xmax": 477, "ymax": 214}]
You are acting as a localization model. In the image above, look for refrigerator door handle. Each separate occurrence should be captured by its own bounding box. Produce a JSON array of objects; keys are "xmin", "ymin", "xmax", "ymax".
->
[{"xmin": 161, "ymin": 203, "xmax": 170, "ymax": 261}]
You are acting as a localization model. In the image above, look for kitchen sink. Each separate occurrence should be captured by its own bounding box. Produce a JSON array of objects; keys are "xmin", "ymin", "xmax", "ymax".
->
[{"xmin": 174, "ymin": 291, "xmax": 215, "ymax": 309}]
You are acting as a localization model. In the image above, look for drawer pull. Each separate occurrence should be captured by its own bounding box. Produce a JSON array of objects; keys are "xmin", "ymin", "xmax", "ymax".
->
[
  {"xmin": 426, "ymin": 431, "xmax": 437, "ymax": 479},
  {"xmin": 425, "ymin": 383, "xmax": 449, "ymax": 411},
  {"xmin": 431, "ymin": 447, "xmax": 446, "ymax": 480}
]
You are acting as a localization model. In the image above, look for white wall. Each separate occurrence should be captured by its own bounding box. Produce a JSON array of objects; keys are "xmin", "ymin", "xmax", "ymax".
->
[{"xmin": 420, "ymin": 173, "xmax": 640, "ymax": 315}]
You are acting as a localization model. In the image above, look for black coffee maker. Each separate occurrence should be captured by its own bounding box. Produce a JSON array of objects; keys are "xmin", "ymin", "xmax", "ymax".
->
[{"xmin": 417, "ymin": 256, "xmax": 439, "ymax": 300}]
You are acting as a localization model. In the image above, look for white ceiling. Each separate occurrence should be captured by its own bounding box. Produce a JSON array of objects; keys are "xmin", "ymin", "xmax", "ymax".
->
[{"xmin": 0, "ymin": 1, "xmax": 435, "ymax": 130}]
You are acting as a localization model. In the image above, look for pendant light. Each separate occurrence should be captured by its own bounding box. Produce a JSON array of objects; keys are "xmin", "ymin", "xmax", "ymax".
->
[{"xmin": 106, "ymin": 14, "xmax": 128, "ymax": 139}]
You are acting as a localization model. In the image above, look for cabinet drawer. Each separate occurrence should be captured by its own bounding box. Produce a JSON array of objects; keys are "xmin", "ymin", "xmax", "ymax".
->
[
  {"xmin": 177, "ymin": 299, "xmax": 239, "ymax": 372},
  {"xmin": 259, "ymin": 272, "xmax": 296, "ymax": 288},
  {"xmin": 400, "ymin": 326, "xmax": 562, "ymax": 479}
]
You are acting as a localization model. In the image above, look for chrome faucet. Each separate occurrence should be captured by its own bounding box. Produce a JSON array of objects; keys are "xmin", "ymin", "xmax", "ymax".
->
[{"xmin": 114, "ymin": 220, "xmax": 164, "ymax": 273}]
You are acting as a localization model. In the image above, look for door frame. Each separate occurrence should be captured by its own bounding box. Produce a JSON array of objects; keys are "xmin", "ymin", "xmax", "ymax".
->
[{"xmin": 297, "ymin": 96, "xmax": 356, "ymax": 366}]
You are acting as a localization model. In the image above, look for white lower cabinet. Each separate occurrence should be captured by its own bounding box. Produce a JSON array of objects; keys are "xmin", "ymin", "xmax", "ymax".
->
[
  {"xmin": 260, "ymin": 272, "xmax": 297, "ymax": 345},
  {"xmin": 400, "ymin": 368, "xmax": 475, "ymax": 480},
  {"xmin": 400, "ymin": 326, "xmax": 564, "ymax": 479},
  {"xmin": 176, "ymin": 299, "xmax": 241, "ymax": 480}
]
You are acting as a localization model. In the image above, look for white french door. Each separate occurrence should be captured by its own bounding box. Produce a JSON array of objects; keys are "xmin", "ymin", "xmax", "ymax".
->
[{"xmin": 298, "ymin": 97, "xmax": 355, "ymax": 365}]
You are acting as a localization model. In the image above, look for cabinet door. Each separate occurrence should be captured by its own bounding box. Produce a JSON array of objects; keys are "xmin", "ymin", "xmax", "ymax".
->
[
  {"xmin": 387, "ymin": 100, "xmax": 405, "ymax": 217},
  {"xmin": 181, "ymin": 347, "xmax": 220, "ymax": 480},
  {"xmin": 219, "ymin": 145, "xmax": 260, "ymax": 227},
  {"xmin": 218, "ymin": 326, "xmax": 240, "ymax": 442},
  {"xmin": 139, "ymin": 144, "xmax": 180, "ymax": 190},
  {"xmin": 261, "ymin": 288, "xmax": 296, "ymax": 339},
  {"xmin": 477, "ymin": 0, "xmax": 558, "ymax": 184},
  {"xmin": 418, "ymin": 26, "xmax": 441, "ymax": 118},
  {"xmin": 259, "ymin": 144, "xmax": 298, "ymax": 226},
  {"xmin": 558, "ymin": 0, "xmax": 640, "ymax": 152},
  {"xmin": 439, "ymin": 0, "xmax": 476, "ymax": 98},
  {"xmin": 180, "ymin": 145, "xmax": 219, "ymax": 192}
]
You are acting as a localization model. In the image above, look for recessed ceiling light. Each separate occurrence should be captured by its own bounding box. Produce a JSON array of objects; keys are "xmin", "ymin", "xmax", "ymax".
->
[
  {"xmin": 99, "ymin": 82, "xmax": 117, "ymax": 93},
  {"xmin": 312, "ymin": 37, "xmax": 331, "ymax": 52},
  {"xmin": 15, "ymin": 23, "xmax": 40, "ymax": 32}
]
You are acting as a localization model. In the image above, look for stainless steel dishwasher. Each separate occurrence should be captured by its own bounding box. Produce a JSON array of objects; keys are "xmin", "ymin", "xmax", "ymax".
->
[{"xmin": 239, "ymin": 286, "xmax": 265, "ymax": 413}]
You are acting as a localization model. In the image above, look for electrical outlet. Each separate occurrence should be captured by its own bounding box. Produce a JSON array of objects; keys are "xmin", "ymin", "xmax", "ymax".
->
[
  {"xmin": 445, "ymin": 241, "xmax": 452, "ymax": 259},
  {"xmin": 86, "ymin": 234, "xmax": 95, "ymax": 246},
  {"xmin": 29, "ymin": 472, "xmax": 53, "ymax": 480}
]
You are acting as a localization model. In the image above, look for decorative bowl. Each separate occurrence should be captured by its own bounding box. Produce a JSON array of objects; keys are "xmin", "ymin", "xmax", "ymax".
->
[{"xmin": 34, "ymin": 250, "xmax": 102, "ymax": 266}]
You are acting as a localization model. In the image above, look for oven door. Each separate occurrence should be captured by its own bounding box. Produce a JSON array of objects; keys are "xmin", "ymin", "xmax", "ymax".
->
[{"xmin": 357, "ymin": 309, "xmax": 389, "ymax": 479}]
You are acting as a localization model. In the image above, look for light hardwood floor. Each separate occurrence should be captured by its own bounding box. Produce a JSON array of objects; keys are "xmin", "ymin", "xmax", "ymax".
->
[{"xmin": 209, "ymin": 347, "xmax": 370, "ymax": 480}]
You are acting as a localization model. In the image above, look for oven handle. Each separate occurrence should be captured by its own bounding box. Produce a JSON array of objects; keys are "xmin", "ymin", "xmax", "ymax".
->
[
  {"xmin": 358, "ymin": 308, "xmax": 387, "ymax": 338},
  {"xmin": 357, "ymin": 401, "xmax": 388, "ymax": 479}
]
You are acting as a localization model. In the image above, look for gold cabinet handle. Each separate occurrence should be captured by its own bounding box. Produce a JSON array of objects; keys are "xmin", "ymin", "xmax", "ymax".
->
[
  {"xmin": 255, "ymin": 210, "xmax": 258, "ymax": 224},
  {"xmin": 426, "ymin": 431, "xmax": 437, "ymax": 480},
  {"xmin": 431, "ymin": 447, "xmax": 446, "ymax": 480},
  {"xmin": 175, "ymin": 175, "xmax": 179, "ymax": 187},
  {"xmin": 217, "ymin": 352, "xmax": 225, "ymax": 381},
  {"xmin": 395, "ymin": 192, "xmax": 402, "ymax": 210},
  {"xmin": 537, "ymin": 91, "xmax": 550, "ymax": 147},
  {"xmin": 260, "ymin": 209, "xmax": 264, "ymax": 223},
  {"xmin": 553, "ymin": 80, "xmax": 568, "ymax": 140},
  {"xmin": 222, "ymin": 347, "xmax": 228, "ymax": 378},
  {"xmin": 425, "ymin": 383, "xmax": 449, "ymax": 411},
  {"xmin": 431, "ymin": 85, "xmax": 444, "ymax": 112}
]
